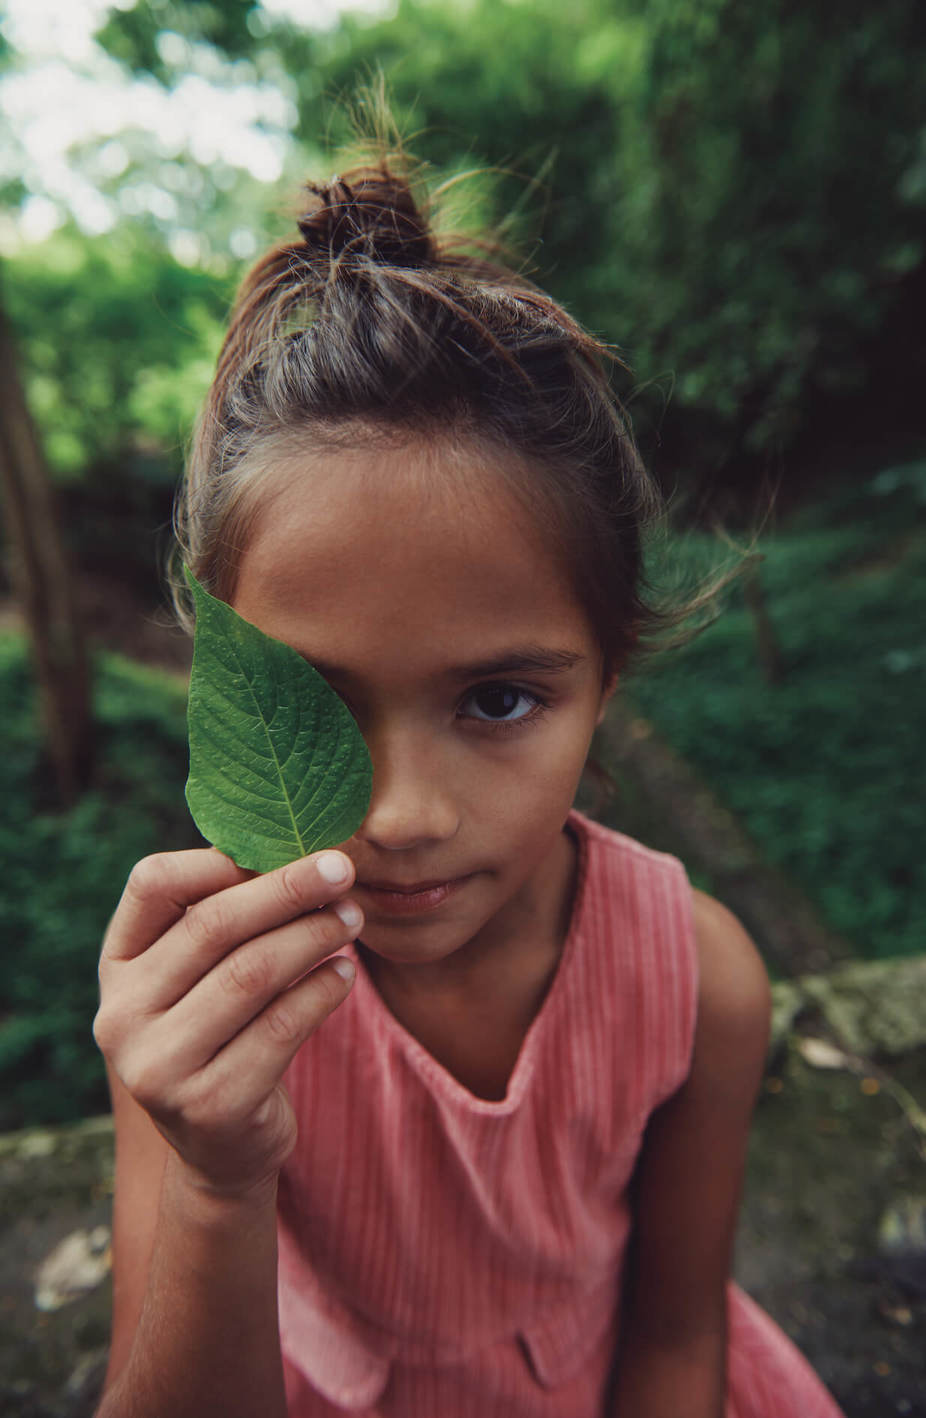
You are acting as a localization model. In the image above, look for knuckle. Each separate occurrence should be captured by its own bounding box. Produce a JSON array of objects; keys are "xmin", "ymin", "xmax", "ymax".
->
[
  {"xmin": 311, "ymin": 966, "xmax": 344, "ymax": 1017},
  {"xmin": 120, "ymin": 1055, "xmax": 170, "ymax": 1112},
  {"xmin": 310, "ymin": 907, "xmax": 352, "ymax": 953},
  {"xmin": 97, "ymin": 938, "xmax": 122, "ymax": 983},
  {"xmin": 196, "ymin": 1077, "xmax": 254, "ymax": 1134},
  {"xmin": 220, "ymin": 946, "xmax": 274, "ymax": 1001},
  {"xmin": 274, "ymin": 861, "xmax": 311, "ymax": 916},
  {"xmin": 126, "ymin": 853, "xmax": 174, "ymax": 903},
  {"xmin": 91, "ymin": 1007, "xmax": 114, "ymax": 1056},
  {"xmin": 183, "ymin": 896, "xmax": 228, "ymax": 953},
  {"xmin": 263, "ymin": 998, "xmax": 303, "ymax": 1047},
  {"xmin": 267, "ymin": 1108, "xmax": 297, "ymax": 1162},
  {"xmin": 251, "ymin": 1092, "xmax": 297, "ymax": 1159},
  {"xmin": 92, "ymin": 990, "xmax": 132, "ymax": 1058},
  {"xmin": 177, "ymin": 1080, "xmax": 221, "ymax": 1132}
]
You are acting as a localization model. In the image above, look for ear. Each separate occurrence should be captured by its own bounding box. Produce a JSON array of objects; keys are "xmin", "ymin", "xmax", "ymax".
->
[{"xmin": 596, "ymin": 671, "xmax": 619, "ymax": 726}]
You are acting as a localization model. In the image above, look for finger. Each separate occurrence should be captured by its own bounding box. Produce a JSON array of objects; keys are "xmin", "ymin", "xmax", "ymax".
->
[
  {"xmin": 131, "ymin": 850, "xmax": 357, "ymax": 1008},
  {"xmin": 104, "ymin": 850, "xmax": 253, "ymax": 962},
  {"xmin": 185, "ymin": 955, "xmax": 356, "ymax": 1122},
  {"xmin": 158, "ymin": 900, "xmax": 363, "ymax": 1071}
]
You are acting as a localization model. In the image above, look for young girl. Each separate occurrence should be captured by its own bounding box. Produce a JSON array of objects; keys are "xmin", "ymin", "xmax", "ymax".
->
[{"xmin": 93, "ymin": 159, "xmax": 845, "ymax": 1418}]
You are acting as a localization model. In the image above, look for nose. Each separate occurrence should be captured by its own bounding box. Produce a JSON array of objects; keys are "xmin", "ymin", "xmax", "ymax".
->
[{"xmin": 355, "ymin": 726, "xmax": 460, "ymax": 853}]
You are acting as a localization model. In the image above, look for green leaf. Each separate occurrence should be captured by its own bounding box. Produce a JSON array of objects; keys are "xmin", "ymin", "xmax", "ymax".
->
[{"xmin": 183, "ymin": 567, "xmax": 372, "ymax": 872}]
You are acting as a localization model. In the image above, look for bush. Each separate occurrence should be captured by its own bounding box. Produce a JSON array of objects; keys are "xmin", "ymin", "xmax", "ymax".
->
[
  {"xmin": 3, "ymin": 227, "xmax": 229, "ymax": 487},
  {"xmin": 625, "ymin": 465, "xmax": 926, "ymax": 958},
  {"xmin": 281, "ymin": 0, "xmax": 926, "ymax": 476},
  {"xmin": 0, "ymin": 639, "xmax": 198, "ymax": 1128}
]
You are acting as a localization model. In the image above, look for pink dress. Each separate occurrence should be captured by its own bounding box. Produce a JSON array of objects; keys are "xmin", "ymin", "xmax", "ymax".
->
[{"xmin": 277, "ymin": 812, "xmax": 844, "ymax": 1417}]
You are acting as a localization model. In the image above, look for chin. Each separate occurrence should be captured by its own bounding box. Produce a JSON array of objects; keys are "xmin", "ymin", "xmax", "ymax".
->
[{"xmin": 357, "ymin": 927, "xmax": 470, "ymax": 965}]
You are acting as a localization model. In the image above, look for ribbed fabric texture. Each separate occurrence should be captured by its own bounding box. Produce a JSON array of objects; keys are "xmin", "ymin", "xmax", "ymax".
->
[{"xmin": 277, "ymin": 812, "xmax": 844, "ymax": 1418}]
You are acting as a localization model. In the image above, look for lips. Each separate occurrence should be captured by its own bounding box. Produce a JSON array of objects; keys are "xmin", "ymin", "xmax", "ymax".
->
[
  {"xmin": 363, "ymin": 877, "xmax": 455, "ymax": 895},
  {"xmin": 356, "ymin": 875, "xmax": 471, "ymax": 916}
]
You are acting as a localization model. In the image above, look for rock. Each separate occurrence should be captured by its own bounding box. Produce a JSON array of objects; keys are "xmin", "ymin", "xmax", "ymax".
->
[
  {"xmin": 769, "ymin": 979, "xmax": 805, "ymax": 1051},
  {"xmin": 34, "ymin": 1225, "xmax": 112, "ymax": 1312},
  {"xmin": 879, "ymin": 1197, "xmax": 926, "ymax": 1258},
  {"xmin": 0, "ymin": 1116, "xmax": 114, "ymax": 1418},
  {"xmin": 877, "ymin": 1196, "xmax": 926, "ymax": 1297},
  {"xmin": 738, "ymin": 1046, "xmax": 926, "ymax": 1416},
  {"xmin": 771, "ymin": 956, "xmax": 926, "ymax": 1058},
  {"xmin": 796, "ymin": 1037, "xmax": 850, "ymax": 1070}
]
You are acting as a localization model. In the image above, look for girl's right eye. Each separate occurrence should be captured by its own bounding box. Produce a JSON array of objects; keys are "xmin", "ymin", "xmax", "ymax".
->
[{"xmin": 459, "ymin": 684, "xmax": 542, "ymax": 724}]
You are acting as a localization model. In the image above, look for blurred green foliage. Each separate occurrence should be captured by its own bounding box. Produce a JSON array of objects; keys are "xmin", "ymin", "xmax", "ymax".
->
[
  {"xmin": 303, "ymin": 0, "xmax": 926, "ymax": 471},
  {"xmin": 626, "ymin": 466, "xmax": 926, "ymax": 960},
  {"xmin": 95, "ymin": 0, "xmax": 260, "ymax": 78},
  {"xmin": 0, "ymin": 639, "xmax": 195, "ymax": 1129},
  {"xmin": 5, "ymin": 0, "xmax": 922, "ymax": 491},
  {"xmin": 3, "ymin": 228, "xmax": 230, "ymax": 486}
]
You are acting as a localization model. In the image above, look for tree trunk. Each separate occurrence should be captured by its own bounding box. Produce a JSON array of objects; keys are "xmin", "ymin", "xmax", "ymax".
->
[{"xmin": 0, "ymin": 297, "xmax": 93, "ymax": 805}]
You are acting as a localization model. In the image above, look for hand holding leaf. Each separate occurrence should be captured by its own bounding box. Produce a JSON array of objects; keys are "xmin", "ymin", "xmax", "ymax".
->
[{"xmin": 184, "ymin": 568, "xmax": 373, "ymax": 872}]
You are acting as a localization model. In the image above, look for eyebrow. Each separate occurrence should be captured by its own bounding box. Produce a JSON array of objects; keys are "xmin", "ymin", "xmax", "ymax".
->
[
  {"xmin": 448, "ymin": 647, "xmax": 586, "ymax": 680},
  {"xmin": 307, "ymin": 646, "xmax": 586, "ymax": 683}
]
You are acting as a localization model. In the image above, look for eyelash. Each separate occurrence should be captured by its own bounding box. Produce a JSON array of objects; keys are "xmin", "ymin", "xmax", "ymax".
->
[{"xmin": 456, "ymin": 683, "xmax": 550, "ymax": 734}]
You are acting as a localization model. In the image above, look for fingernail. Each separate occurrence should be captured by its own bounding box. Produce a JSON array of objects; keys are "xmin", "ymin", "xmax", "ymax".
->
[
  {"xmin": 331, "ymin": 956, "xmax": 355, "ymax": 983},
  {"xmin": 317, "ymin": 852, "xmax": 351, "ymax": 884},
  {"xmin": 334, "ymin": 900, "xmax": 363, "ymax": 931}
]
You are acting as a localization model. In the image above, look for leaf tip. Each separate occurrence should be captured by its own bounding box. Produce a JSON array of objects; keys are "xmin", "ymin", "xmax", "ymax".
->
[{"xmin": 183, "ymin": 563, "xmax": 203, "ymax": 603}]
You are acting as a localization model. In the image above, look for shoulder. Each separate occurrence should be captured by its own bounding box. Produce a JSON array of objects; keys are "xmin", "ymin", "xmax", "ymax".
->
[
  {"xmin": 691, "ymin": 890, "xmax": 770, "ymax": 1028},
  {"xmin": 689, "ymin": 889, "xmax": 771, "ymax": 1093}
]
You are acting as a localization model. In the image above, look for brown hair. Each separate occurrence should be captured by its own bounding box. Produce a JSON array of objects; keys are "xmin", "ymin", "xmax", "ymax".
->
[{"xmin": 173, "ymin": 158, "xmax": 666, "ymax": 675}]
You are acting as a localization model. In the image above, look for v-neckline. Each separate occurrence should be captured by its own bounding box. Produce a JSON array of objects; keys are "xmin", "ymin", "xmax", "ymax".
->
[{"xmin": 345, "ymin": 812, "xmax": 591, "ymax": 1115}]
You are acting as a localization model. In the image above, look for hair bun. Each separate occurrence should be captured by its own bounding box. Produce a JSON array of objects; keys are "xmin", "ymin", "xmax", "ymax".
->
[{"xmin": 298, "ymin": 167, "xmax": 434, "ymax": 268}]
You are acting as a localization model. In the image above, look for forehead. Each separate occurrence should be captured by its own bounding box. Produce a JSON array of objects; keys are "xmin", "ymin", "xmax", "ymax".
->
[{"xmin": 232, "ymin": 437, "xmax": 596, "ymax": 668}]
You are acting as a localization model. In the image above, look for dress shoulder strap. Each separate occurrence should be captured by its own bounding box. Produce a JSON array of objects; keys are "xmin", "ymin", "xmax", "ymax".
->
[{"xmin": 567, "ymin": 812, "xmax": 699, "ymax": 1114}]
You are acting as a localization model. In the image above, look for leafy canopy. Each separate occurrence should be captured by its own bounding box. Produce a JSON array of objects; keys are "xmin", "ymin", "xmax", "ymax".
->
[{"xmin": 7, "ymin": 0, "xmax": 926, "ymax": 491}]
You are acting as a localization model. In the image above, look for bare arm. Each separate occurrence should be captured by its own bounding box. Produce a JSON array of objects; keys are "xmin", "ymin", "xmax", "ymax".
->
[
  {"xmin": 610, "ymin": 891, "xmax": 771, "ymax": 1418},
  {"xmin": 93, "ymin": 848, "xmax": 362, "ymax": 1418},
  {"xmin": 99, "ymin": 1087, "xmax": 286, "ymax": 1418}
]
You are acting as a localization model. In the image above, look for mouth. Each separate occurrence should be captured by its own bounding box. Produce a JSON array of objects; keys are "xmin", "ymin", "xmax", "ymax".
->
[{"xmin": 356, "ymin": 875, "xmax": 472, "ymax": 916}]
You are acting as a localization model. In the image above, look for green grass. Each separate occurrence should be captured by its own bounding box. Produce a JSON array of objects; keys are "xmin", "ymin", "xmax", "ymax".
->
[
  {"xmin": 0, "ymin": 639, "xmax": 198, "ymax": 1130},
  {"xmin": 625, "ymin": 463, "xmax": 926, "ymax": 961}
]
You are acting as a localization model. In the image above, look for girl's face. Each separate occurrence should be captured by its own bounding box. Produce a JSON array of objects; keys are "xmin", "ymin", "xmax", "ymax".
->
[{"xmin": 232, "ymin": 437, "xmax": 614, "ymax": 975}]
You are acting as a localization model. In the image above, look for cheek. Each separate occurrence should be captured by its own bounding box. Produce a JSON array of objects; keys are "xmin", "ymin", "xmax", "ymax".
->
[
  {"xmin": 486, "ymin": 716, "xmax": 596, "ymax": 817},
  {"xmin": 549, "ymin": 697, "xmax": 604, "ymax": 769},
  {"xmin": 541, "ymin": 712, "xmax": 603, "ymax": 809}
]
